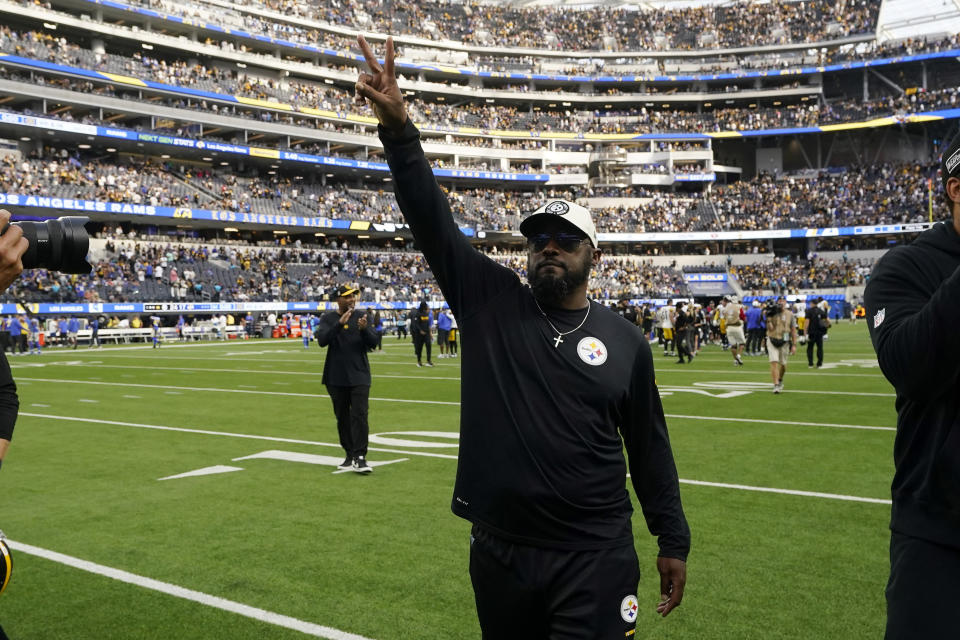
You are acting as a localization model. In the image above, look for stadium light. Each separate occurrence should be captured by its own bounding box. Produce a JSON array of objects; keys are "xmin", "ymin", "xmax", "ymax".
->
[
  {"xmin": 357, "ymin": 235, "xmax": 369, "ymax": 239},
  {"xmin": 42, "ymin": 22, "xmax": 57, "ymax": 30},
  {"xmin": 393, "ymin": 236, "xmax": 403, "ymax": 241},
  {"xmin": 77, "ymin": 144, "xmax": 91, "ymax": 149},
  {"xmin": 223, "ymin": 227, "xmax": 238, "ymax": 232},
  {"xmin": 273, "ymin": 230, "xmax": 287, "ymax": 235},
  {"xmin": 19, "ymin": 137, "xmax": 29, "ymax": 141},
  {"xmin": 237, "ymin": 62, "xmax": 247, "ymax": 68},
  {"xmin": 141, "ymin": 43, "xmax": 153, "ymax": 50},
  {"xmin": 220, "ymin": 161, "xmax": 230, "ymax": 165},
  {"xmin": 106, "ymin": 148, "xmax": 116, "ymax": 152},
  {"xmin": 202, "ymin": 157, "xmax": 212, "ymax": 161},
  {"xmin": 324, "ymin": 79, "xmax": 334, "ymax": 85},
  {"xmin": 161, "ymin": 154, "xmax": 170, "ymax": 159},
  {"xmin": 314, "ymin": 232, "xmax": 326, "ymax": 237}
]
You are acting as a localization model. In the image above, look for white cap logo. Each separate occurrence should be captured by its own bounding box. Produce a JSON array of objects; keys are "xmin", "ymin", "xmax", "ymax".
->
[
  {"xmin": 947, "ymin": 148, "xmax": 960, "ymax": 175},
  {"xmin": 544, "ymin": 201, "xmax": 570, "ymax": 215},
  {"xmin": 520, "ymin": 199, "xmax": 598, "ymax": 248}
]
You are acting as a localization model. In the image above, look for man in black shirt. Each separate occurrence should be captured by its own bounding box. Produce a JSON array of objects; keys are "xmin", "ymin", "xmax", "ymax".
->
[
  {"xmin": 410, "ymin": 301, "xmax": 434, "ymax": 367},
  {"xmin": 356, "ymin": 37, "xmax": 689, "ymax": 637},
  {"xmin": 616, "ymin": 298, "xmax": 638, "ymax": 326},
  {"xmin": 804, "ymin": 297, "xmax": 829, "ymax": 368},
  {"xmin": 673, "ymin": 301, "xmax": 693, "ymax": 364},
  {"xmin": 864, "ymin": 138, "xmax": 960, "ymax": 639},
  {"xmin": 315, "ymin": 284, "xmax": 379, "ymax": 473}
]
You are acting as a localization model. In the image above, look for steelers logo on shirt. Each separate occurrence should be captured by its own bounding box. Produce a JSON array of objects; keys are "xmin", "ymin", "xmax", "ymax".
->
[
  {"xmin": 577, "ymin": 337, "xmax": 607, "ymax": 366},
  {"xmin": 544, "ymin": 201, "xmax": 570, "ymax": 215},
  {"xmin": 620, "ymin": 594, "xmax": 639, "ymax": 623}
]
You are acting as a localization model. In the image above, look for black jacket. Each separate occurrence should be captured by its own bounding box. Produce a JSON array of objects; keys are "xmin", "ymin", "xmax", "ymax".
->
[
  {"xmin": 805, "ymin": 306, "xmax": 828, "ymax": 337},
  {"xmin": 315, "ymin": 310, "xmax": 379, "ymax": 386},
  {"xmin": 865, "ymin": 221, "xmax": 960, "ymax": 549},
  {"xmin": 381, "ymin": 120, "xmax": 689, "ymax": 557}
]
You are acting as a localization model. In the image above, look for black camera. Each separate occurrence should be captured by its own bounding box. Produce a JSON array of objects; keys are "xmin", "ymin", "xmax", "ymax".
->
[
  {"xmin": 10, "ymin": 217, "xmax": 91, "ymax": 274},
  {"xmin": 764, "ymin": 299, "xmax": 782, "ymax": 316}
]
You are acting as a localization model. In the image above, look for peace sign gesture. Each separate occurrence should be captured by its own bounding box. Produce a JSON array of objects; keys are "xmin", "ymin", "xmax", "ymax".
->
[{"xmin": 354, "ymin": 35, "xmax": 408, "ymax": 133}]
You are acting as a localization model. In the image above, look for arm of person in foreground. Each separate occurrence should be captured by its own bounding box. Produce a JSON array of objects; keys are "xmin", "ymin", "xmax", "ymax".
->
[
  {"xmin": 865, "ymin": 246, "xmax": 960, "ymax": 401},
  {"xmin": 0, "ymin": 209, "xmax": 27, "ymax": 466},
  {"xmin": 354, "ymin": 35, "xmax": 517, "ymax": 318},
  {"xmin": 621, "ymin": 340, "xmax": 690, "ymax": 618}
]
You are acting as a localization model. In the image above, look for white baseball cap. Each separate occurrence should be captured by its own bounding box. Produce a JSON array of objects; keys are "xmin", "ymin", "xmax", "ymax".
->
[{"xmin": 519, "ymin": 200, "xmax": 598, "ymax": 248}]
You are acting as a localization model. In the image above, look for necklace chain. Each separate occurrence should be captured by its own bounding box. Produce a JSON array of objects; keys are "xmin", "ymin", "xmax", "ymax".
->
[{"xmin": 534, "ymin": 298, "xmax": 590, "ymax": 347}]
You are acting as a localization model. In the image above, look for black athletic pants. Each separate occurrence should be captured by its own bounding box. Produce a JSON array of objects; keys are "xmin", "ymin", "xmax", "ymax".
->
[
  {"xmin": 413, "ymin": 334, "xmax": 431, "ymax": 364},
  {"xmin": 885, "ymin": 532, "xmax": 960, "ymax": 639},
  {"xmin": 469, "ymin": 524, "xmax": 641, "ymax": 639},
  {"xmin": 325, "ymin": 384, "xmax": 370, "ymax": 459},
  {"xmin": 806, "ymin": 333, "xmax": 824, "ymax": 367}
]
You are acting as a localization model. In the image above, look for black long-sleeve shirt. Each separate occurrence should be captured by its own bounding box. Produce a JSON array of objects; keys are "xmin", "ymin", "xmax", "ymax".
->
[
  {"xmin": 315, "ymin": 310, "xmax": 379, "ymax": 387},
  {"xmin": 865, "ymin": 221, "xmax": 960, "ymax": 550},
  {"xmin": 381, "ymin": 120, "xmax": 690, "ymax": 558},
  {"xmin": 0, "ymin": 351, "xmax": 16, "ymax": 442}
]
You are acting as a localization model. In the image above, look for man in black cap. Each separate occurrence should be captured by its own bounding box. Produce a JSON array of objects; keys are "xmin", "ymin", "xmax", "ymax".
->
[
  {"xmin": 410, "ymin": 300, "xmax": 434, "ymax": 367},
  {"xmin": 315, "ymin": 283, "xmax": 379, "ymax": 473},
  {"xmin": 355, "ymin": 36, "xmax": 689, "ymax": 638},
  {"xmin": 864, "ymin": 136, "xmax": 960, "ymax": 639}
]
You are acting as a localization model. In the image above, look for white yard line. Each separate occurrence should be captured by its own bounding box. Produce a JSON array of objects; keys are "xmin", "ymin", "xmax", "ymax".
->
[
  {"xmin": 16, "ymin": 375, "xmax": 891, "ymax": 399},
  {"xmin": 13, "ymin": 362, "xmax": 461, "ymax": 381},
  {"xmin": 21, "ymin": 413, "xmax": 886, "ymax": 503},
  {"xmin": 14, "ymin": 378, "xmax": 460, "ymax": 406},
  {"xmin": 18, "ymin": 413, "xmax": 460, "ymax": 460},
  {"xmin": 665, "ymin": 413, "xmax": 895, "ymax": 432},
  {"xmin": 7, "ymin": 540, "xmax": 375, "ymax": 640},
  {"xmin": 651, "ymin": 367, "xmax": 886, "ymax": 378},
  {"xmin": 678, "ymin": 479, "xmax": 891, "ymax": 505}
]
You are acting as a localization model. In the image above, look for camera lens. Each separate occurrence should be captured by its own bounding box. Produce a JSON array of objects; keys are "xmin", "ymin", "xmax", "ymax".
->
[{"xmin": 13, "ymin": 217, "xmax": 91, "ymax": 274}]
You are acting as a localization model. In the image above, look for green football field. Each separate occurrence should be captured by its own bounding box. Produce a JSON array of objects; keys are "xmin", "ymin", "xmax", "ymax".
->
[{"xmin": 0, "ymin": 321, "xmax": 894, "ymax": 639}]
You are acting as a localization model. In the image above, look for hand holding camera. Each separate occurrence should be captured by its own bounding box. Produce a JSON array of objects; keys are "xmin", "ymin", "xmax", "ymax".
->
[{"xmin": 0, "ymin": 210, "xmax": 28, "ymax": 292}]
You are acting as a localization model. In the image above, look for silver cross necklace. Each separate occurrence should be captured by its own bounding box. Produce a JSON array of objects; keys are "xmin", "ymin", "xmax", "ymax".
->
[{"xmin": 534, "ymin": 298, "xmax": 591, "ymax": 348}]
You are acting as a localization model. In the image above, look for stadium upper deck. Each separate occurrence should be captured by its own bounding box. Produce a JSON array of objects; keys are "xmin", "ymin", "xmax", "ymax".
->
[{"xmin": 0, "ymin": 0, "xmax": 950, "ymax": 254}]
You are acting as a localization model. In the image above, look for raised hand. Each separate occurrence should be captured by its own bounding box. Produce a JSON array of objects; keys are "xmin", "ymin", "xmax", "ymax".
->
[{"xmin": 355, "ymin": 35, "xmax": 407, "ymax": 133}]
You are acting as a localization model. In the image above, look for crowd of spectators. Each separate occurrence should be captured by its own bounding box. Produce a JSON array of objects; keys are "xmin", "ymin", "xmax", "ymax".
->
[
  {"xmin": 13, "ymin": 0, "xmax": 960, "ymax": 84},
  {"xmin": 0, "ymin": 142, "xmax": 940, "ymax": 234},
  {"xmin": 733, "ymin": 255, "xmax": 875, "ymax": 293},
  {"xmin": 0, "ymin": 232, "xmax": 698, "ymax": 304},
  {"xmin": 1, "ymin": 227, "xmax": 882, "ymax": 306},
  {"xmin": 122, "ymin": 0, "xmax": 878, "ymax": 52},
  {"xmin": 4, "ymin": 27, "xmax": 960, "ymax": 146},
  {"xmin": 710, "ymin": 163, "xmax": 935, "ymax": 230}
]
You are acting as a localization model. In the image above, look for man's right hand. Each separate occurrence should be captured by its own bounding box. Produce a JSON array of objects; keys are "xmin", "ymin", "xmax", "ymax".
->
[
  {"xmin": 355, "ymin": 35, "xmax": 408, "ymax": 133},
  {"xmin": 0, "ymin": 210, "xmax": 27, "ymax": 292}
]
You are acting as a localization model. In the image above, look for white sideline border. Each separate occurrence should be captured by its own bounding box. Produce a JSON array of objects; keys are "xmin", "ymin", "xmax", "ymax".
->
[
  {"xmin": 7, "ymin": 540, "xmax": 374, "ymax": 640},
  {"xmin": 20, "ymin": 413, "xmax": 889, "ymax": 504}
]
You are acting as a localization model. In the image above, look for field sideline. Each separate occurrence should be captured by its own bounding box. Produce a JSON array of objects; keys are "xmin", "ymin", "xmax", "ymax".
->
[{"xmin": 0, "ymin": 322, "xmax": 893, "ymax": 638}]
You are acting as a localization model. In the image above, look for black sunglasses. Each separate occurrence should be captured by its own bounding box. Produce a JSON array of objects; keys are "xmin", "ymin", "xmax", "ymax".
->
[{"xmin": 527, "ymin": 232, "xmax": 588, "ymax": 253}]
